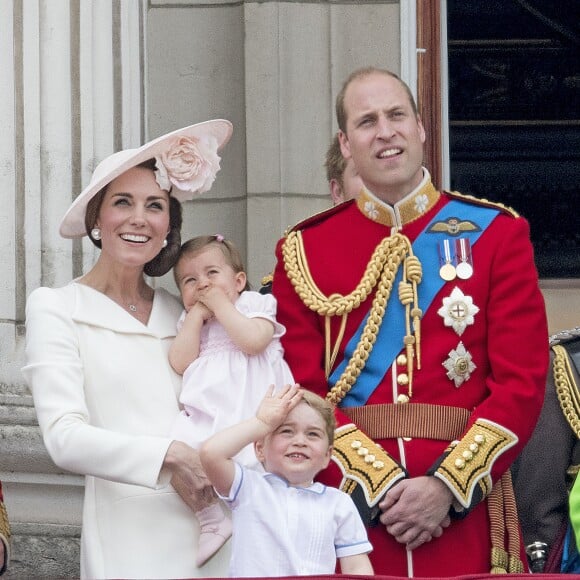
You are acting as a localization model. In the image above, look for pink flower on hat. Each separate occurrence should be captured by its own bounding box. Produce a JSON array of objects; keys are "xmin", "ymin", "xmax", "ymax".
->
[{"xmin": 154, "ymin": 135, "xmax": 221, "ymax": 201}]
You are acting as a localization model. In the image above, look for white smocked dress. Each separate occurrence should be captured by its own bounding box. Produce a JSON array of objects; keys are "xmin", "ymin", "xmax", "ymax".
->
[{"xmin": 170, "ymin": 291, "xmax": 294, "ymax": 466}]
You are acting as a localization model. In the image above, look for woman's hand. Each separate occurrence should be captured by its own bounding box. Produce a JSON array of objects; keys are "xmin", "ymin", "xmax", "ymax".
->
[{"xmin": 163, "ymin": 441, "xmax": 210, "ymax": 511}]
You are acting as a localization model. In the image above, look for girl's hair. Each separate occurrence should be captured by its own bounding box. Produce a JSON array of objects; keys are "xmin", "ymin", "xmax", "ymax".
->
[
  {"xmin": 174, "ymin": 235, "xmax": 251, "ymax": 291},
  {"xmin": 84, "ymin": 159, "xmax": 183, "ymax": 277},
  {"xmin": 300, "ymin": 390, "xmax": 336, "ymax": 445}
]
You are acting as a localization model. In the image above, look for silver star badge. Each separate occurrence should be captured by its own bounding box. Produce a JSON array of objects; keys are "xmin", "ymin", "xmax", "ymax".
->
[
  {"xmin": 437, "ymin": 287, "xmax": 480, "ymax": 336},
  {"xmin": 443, "ymin": 341, "xmax": 476, "ymax": 387}
]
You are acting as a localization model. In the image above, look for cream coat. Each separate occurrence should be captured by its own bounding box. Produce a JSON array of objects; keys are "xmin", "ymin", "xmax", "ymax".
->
[{"xmin": 22, "ymin": 283, "xmax": 230, "ymax": 579}]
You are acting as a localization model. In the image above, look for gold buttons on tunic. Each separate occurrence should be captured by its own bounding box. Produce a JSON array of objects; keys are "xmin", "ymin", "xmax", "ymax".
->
[{"xmin": 397, "ymin": 373, "xmax": 409, "ymax": 386}]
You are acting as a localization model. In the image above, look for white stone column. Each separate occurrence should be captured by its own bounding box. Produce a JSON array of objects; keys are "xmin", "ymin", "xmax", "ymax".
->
[
  {"xmin": 38, "ymin": 0, "xmax": 74, "ymax": 287},
  {"xmin": 1, "ymin": 1, "xmax": 144, "ymax": 575},
  {"xmin": 244, "ymin": 0, "xmax": 402, "ymax": 285},
  {"xmin": 0, "ymin": 0, "xmax": 17, "ymax": 321}
]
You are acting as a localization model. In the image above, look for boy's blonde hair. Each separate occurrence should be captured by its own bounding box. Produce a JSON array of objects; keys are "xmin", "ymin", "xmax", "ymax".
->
[{"xmin": 300, "ymin": 390, "xmax": 336, "ymax": 445}]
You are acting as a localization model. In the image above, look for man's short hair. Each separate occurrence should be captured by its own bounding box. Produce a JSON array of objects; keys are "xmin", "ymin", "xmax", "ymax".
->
[
  {"xmin": 324, "ymin": 134, "xmax": 346, "ymax": 188},
  {"xmin": 335, "ymin": 66, "xmax": 419, "ymax": 132}
]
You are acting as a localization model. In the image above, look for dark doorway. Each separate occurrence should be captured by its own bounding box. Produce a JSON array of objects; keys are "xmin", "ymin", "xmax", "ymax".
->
[{"xmin": 446, "ymin": 0, "xmax": 580, "ymax": 278}]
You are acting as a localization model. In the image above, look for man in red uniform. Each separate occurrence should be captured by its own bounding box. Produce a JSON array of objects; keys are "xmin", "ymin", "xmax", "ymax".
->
[
  {"xmin": 0, "ymin": 481, "xmax": 10, "ymax": 575},
  {"xmin": 272, "ymin": 67, "xmax": 549, "ymax": 577}
]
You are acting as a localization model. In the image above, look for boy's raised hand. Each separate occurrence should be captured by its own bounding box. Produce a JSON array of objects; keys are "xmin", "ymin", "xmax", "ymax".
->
[{"xmin": 256, "ymin": 384, "xmax": 303, "ymax": 432}]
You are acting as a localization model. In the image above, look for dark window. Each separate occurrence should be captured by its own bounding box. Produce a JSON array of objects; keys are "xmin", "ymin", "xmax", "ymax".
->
[{"xmin": 447, "ymin": 0, "xmax": 580, "ymax": 277}]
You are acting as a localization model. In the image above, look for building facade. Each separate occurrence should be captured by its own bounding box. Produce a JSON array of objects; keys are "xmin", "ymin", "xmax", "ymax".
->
[{"xmin": 1, "ymin": 0, "xmax": 577, "ymax": 576}]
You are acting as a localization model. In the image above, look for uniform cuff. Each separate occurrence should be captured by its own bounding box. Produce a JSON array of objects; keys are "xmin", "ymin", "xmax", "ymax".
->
[{"xmin": 428, "ymin": 418, "xmax": 518, "ymax": 509}]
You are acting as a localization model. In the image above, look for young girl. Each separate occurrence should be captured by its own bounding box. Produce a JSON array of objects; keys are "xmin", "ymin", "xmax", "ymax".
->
[{"xmin": 169, "ymin": 234, "xmax": 295, "ymax": 566}]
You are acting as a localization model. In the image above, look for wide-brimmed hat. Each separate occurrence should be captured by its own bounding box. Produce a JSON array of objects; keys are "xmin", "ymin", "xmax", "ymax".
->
[{"xmin": 60, "ymin": 119, "xmax": 233, "ymax": 238}]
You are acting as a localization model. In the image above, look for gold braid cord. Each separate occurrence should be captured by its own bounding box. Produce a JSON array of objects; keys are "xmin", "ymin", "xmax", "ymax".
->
[
  {"xmin": 488, "ymin": 472, "xmax": 524, "ymax": 574},
  {"xmin": 553, "ymin": 344, "xmax": 580, "ymax": 438},
  {"xmin": 0, "ymin": 501, "xmax": 9, "ymax": 542},
  {"xmin": 0, "ymin": 499, "xmax": 10, "ymax": 575},
  {"xmin": 282, "ymin": 230, "xmax": 422, "ymax": 405}
]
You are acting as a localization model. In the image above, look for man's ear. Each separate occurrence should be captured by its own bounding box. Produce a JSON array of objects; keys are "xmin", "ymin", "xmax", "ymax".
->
[
  {"xmin": 338, "ymin": 130, "xmax": 351, "ymax": 160},
  {"xmin": 416, "ymin": 115, "xmax": 426, "ymax": 144},
  {"xmin": 329, "ymin": 179, "xmax": 344, "ymax": 206}
]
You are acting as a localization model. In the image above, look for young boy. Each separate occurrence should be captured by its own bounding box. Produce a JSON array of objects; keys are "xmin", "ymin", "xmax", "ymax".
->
[{"xmin": 200, "ymin": 384, "xmax": 373, "ymax": 577}]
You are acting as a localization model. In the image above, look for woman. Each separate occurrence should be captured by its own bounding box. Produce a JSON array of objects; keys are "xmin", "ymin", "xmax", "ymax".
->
[{"xmin": 22, "ymin": 120, "xmax": 233, "ymax": 579}]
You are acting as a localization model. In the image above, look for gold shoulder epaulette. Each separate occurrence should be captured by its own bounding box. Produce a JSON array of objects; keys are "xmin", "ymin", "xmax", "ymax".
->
[
  {"xmin": 445, "ymin": 190, "xmax": 519, "ymax": 218},
  {"xmin": 550, "ymin": 327, "xmax": 580, "ymax": 347},
  {"xmin": 552, "ymin": 338, "xmax": 580, "ymax": 439},
  {"xmin": 283, "ymin": 200, "xmax": 355, "ymax": 237},
  {"xmin": 260, "ymin": 273, "xmax": 273, "ymax": 287}
]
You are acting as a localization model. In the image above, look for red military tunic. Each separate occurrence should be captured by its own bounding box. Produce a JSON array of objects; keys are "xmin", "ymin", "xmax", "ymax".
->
[{"xmin": 273, "ymin": 174, "xmax": 549, "ymax": 577}]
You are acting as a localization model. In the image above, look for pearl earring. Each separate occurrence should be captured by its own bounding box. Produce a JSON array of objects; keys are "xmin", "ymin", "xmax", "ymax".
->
[
  {"xmin": 162, "ymin": 239, "xmax": 168, "ymax": 248},
  {"xmin": 91, "ymin": 227, "xmax": 102, "ymax": 241}
]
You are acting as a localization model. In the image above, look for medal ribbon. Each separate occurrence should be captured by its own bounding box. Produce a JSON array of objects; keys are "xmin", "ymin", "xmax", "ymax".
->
[{"xmin": 330, "ymin": 200, "xmax": 500, "ymax": 407}]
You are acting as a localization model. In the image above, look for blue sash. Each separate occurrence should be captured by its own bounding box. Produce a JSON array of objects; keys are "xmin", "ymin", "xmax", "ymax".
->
[{"xmin": 329, "ymin": 200, "xmax": 500, "ymax": 407}]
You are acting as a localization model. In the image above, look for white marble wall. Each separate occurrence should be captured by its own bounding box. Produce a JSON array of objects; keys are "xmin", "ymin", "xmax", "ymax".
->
[
  {"xmin": 145, "ymin": 0, "xmax": 402, "ymax": 292},
  {"xmin": 1, "ymin": 0, "xmax": 146, "ymax": 574},
  {"xmin": 0, "ymin": 0, "xmax": 403, "ymax": 576}
]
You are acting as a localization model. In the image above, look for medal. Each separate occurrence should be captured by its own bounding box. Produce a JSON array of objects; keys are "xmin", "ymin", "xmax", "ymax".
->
[
  {"xmin": 440, "ymin": 263, "xmax": 457, "ymax": 281},
  {"xmin": 455, "ymin": 238, "xmax": 473, "ymax": 280},
  {"xmin": 437, "ymin": 287, "xmax": 480, "ymax": 336},
  {"xmin": 442, "ymin": 341, "xmax": 476, "ymax": 387},
  {"xmin": 439, "ymin": 239, "xmax": 456, "ymax": 281},
  {"xmin": 456, "ymin": 261, "xmax": 473, "ymax": 280}
]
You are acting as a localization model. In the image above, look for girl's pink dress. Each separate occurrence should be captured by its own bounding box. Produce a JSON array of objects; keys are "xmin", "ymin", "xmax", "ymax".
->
[{"xmin": 170, "ymin": 291, "xmax": 294, "ymax": 466}]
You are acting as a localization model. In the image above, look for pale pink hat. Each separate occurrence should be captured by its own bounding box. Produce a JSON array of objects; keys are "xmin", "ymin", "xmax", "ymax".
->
[{"xmin": 60, "ymin": 119, "xmax": 233, "ymax": 238}]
